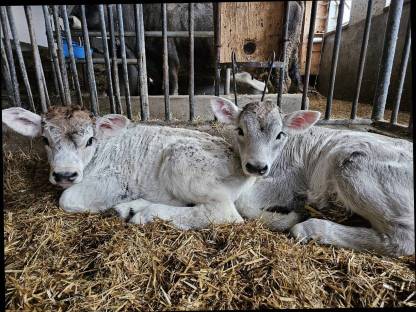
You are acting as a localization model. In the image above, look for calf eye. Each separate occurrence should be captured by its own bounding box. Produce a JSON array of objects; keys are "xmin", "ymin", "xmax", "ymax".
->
[
  {"xmin": 42, "ymin": 136, "xmax": 49, "ymax": 146},
  {"xmin": 237, "ymin": 127, "xmax": 244, "ymax": 136},
  {"xmin": 86, "ymin": 137, "xmax": 94, "ymax": 147},
  {"xmin": 276, "ymin": 131, "xmax": 285, "ymax": 140}
]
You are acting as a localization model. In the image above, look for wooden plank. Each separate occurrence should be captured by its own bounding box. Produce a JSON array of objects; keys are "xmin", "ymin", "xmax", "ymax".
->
[{"xmin": 219, "ymin": 2, "xmax": 284, "ymax": 63}]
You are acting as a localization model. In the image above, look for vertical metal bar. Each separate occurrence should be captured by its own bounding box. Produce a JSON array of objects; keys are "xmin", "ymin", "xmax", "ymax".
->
[
  {"xmin": 224, "ymin": 68, "xmax": 231, "ymax": 95},
  {"xmin": 99, "ymin": 5, "xmax": 115, "ymax": 114},
  {"xmin": 231, "ymin": 51, "xmax": 238, "ymax": 106},
  {"xmin": 24, "ymin": 6, "xmax": 47, "ymax": 113},
  {"xmin": 80, "ymin": 5, "xmax": 98, "ymax": 115},
  {"xmin": 371, "ymin": 0, "xmax": 404, "ymax": 121},
  {"xmin": 278, "ymin": 1, "xmax": 290, "ymax": 107},
  {"xmin": 6, "ymin": 6, "xmax": 35, "ymax": 111},
  {"xmin": 42, "ymin": 5, "xmax": 65, "ymax": 105},
  {"xmin": 40, "ymin": 67, "xmax": 51, "ymax": 107},
  {"xmin": 0, "ymin": 7, "xmax": 21, "ymax": 106},
  {"xmin": 301, "ymin": 0, "xmax": 317, "ymax": 110},
  {"xmin": 116, "ymin": 4, "xmax": 132, "ymax": 119},
  {"xmin": 162, "ymin": 3, "xmax": 170, "ymax": 121},
  {"xmin": 188, "ymin": 2, "xmax": 195, "ymax": 121},
  {"xmin": 0, "ymin": 23, "xmax": 16, "ymax": 106},
  {"xmin": 351, "ymin": 0, "xmax": 373, "ymax": 119},
  {"xmin": 61, "ymin": 5, "xmax": 84, "ymax": 107},
  {"xmin": 324, "ymin": 0, "xmax": 345, "ymax": 120},
  {"xmin": 261, "ymin": 52, "xmax": 275, "ymax": 102},
  {"xmin": 108, "ymin": 4, "xmax": 122, "ymax": 114},
  {"xmin": 213, "ymin": 2, "xmax": 221, "ymax": 97},
  {"xmin": 52, "ymin": 5, "xmax": 71, "ymax": 105},
  {"xmin": 390, "ymin": 19, "xmax": 410, "ymax": 125},
  {"xmin": 135, "ymin": 4, "xmax": 149, "ymax": 121}
]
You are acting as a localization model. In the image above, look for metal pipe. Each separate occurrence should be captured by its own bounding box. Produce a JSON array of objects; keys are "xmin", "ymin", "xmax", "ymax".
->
[
  {"xmin": 390, "ymin": 18, "xmax": 410, "ymax": 125},
  {"xmin": 6, "ymin": 6, "xmax": 35, "ymax": 111},
  {"xmin": 0, "ymin": 7, "xmax": 21, "ymax": 107},
  {"xmin": 40, "ymin": 65, "xmax": 51, "ymax": 108},
  {"xmin": 135, "ymin": 4, "xmax": 149, "ymax": 121},
  {"xmin": 116, "ymin": 4, "xmax": 132, "ymax": 119},
  {"xmin": 224, "ymin": 68, "xmax": 231, "ymax": 95},
  {"xmin": 98, "ymin": 5, "xmax": 115, "ymax": 114},
  {"xmin": 61, "ymin": 5, "xmax": 84, "ymax": 107},
  {"xmin": 52, "ymin": 5, "xmax": 71, "ymax": 105},
  {"xmin": 162, "ymin": 3, "xmax": 170, "ymax": 121},
  {"xmin": 80, "ymin": 5, "xmax": 99, "ymax": 115},
  {"xmin": 24, "ymin": 6, "xmax": 47, "ymax": 113},
  {"xmin": 371, "ymin": 0, "xmax": 404, "ymax": 121},
  {"xmin": 324, "ymin": 0, "xmax": 345, "ymax": 120},
  {"xmin": 214, "ymin": 2, "xmax": 221, "ymax": 97},
  {"xmin": 188, "ymin": 2, "xmax": 195, "ymax": 121},
  {"xmin": 231, "ymin": 50, "xmax": 238, "ymax": 106},
  {"xmin": 0, "ymin": 23, "xmax": 16, "ymax": 106},
  {"xmin": 261, "ymin": 51, "xmax": 275, "ymax": 102},
  {"xmin": 71, "ymin": 30, "xmax": 214, "ymax": 38},
  {"xmin": 277, "ymin": 1, "xmax": 290, "ymax": 107},
  {"xmin": 107, "ymin": 4, "xmax": 122, "ymax": 114},
  {"xmin": 42, "ymin": 5, "xmax": 65, "ymax": 105},
  {"xmin": 351, "ymin": 0, "xmax": 373, "ymax": 119},
  {"xmin": 301, "ymin": 0, "xmax": 317, "ymax": 110}
]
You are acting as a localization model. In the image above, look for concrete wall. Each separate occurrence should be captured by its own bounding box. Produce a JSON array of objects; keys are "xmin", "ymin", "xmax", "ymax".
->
[{"xmin": 317, "ymin": 0, "xmax": 411, "ymax": 112}]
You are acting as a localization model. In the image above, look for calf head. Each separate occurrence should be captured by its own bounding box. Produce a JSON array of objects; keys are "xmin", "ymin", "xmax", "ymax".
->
[
  {"xmin": 2, "ymin": 106, "xmax": 129, "ymax": 188},
  {"xmin": 211, "ymin": 97, "xmax": 320, "ymax": 177}
]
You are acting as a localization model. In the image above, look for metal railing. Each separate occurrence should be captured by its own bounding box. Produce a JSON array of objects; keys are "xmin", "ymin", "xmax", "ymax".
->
[{"xmin": 0, "ymin": 2, "xmax": 412, "ymax": 131}]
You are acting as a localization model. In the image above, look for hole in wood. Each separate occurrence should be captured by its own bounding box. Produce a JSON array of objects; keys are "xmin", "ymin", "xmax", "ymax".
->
[{"xmin": 243, "ymin": 41, "xmax": 257, "ymax": 55}]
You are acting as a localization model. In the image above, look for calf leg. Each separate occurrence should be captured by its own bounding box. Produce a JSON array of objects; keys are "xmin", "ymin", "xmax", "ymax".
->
[{"xmin": 114, "ymin": 198, "xmax": 243, "ymax": 230}]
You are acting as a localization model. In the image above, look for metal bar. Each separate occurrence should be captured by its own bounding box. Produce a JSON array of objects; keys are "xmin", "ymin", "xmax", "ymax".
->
[
  {"xmin": 231, "ymin": 51, "xmax": 238, "ymax": 106},
  {"xmin": 80, "ymin": 5, "xmax": 99, "ymax": 115},
  {"xmin": 301, "ymin": 0, "xmax": 317, "ymax": 110},
  {"xmin": 6, "ymin": 6, "xmax": 35, "ymax": 111},
  {"xmin": 42, "ymin": 5, "xmax": 65, "ymax": 105},
  {"xmin": 261, "ymin": 51, "xmax": 275, "ymax": 102},
  {"xmin": 224, "ymin": 68, "xmax": 231, "ymax": 95},
  {"xmin": 61, "ymin": 5, "xmax": 84, "ymax": 107},
  {"xmin": 316, "ymin": 118, "xmax": 373, "ymax": 126},
  {"xmin": 2, "ymin": 6, "xmax": 36, "ymax": 112},
  {"xmin": 390, "ymin": 18, "xmax": 411, "ymax": 125},
  {"xmin": 107, "ymin": 4, "xmax": 122, "ymax": 114},
  {"xmin": 213, "ymin": 3, "xmax": 221, "ymax": 97},
  {"xmin": 0, "ymin": 7, "xmax": 21, "ymax": 106},
  {"xmin": 99, "ymin": 5, "xmax": 115, "ymax": 114},
  {"xmin": 188, "ymin": 2, "xmax": 195, "ymax": 121},
  {"xmin": 162, "ymin": 3, "xmax": 170, "ymax": 121},
  {"xmin": 371, "ymin": 0, "xmax": 404, "ymax": 121},
  {"xmin": 71, "ymin": 30, "xmax": 214, "ymax": 38},
  {"xmin": 277, "ymin": 1, "xmax": 290, "ymax": 107},
  {"xmin": 324, "ymin": 0, "xmax": 345, "ymax": 120},
  {"xmin": 351, "ymin": 0, "xmax": 373, "ymax": 119},
  {"xmin": 116, "ymin": 4, "xmax": 132, "ymax": 119},
  {"xmin": 0, "ymin": 23, "xmax": 16, "ymax": 106},
  {"xmin": 24, "ymin": 6, "xmax": 47, "ymax": 113},
  {"xmin": 135, "ymin": 4, "xmax": 149, "ymax": 121},
  {"xmin": 40, "ymin": 65, "xmax": 51, "ymax": 108},
  {"xmin": 52, "ymin": 5, "xmax": 71, "ymax": 105}
]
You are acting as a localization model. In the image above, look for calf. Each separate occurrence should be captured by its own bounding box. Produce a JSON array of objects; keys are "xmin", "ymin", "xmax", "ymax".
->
[{"xmin": 211, "ymin": 98, "xmax": 414, "ymax": 256}]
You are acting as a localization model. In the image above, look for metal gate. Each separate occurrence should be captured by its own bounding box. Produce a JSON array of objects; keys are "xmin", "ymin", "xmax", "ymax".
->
[{"xmin": 0, "ymin": 1, "xmax": 412, "ymax": 132}]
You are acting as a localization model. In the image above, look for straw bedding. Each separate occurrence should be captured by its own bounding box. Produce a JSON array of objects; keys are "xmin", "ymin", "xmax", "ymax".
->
[{"xmin": 3, "ymin": 122, "xmax": 415, "ymax": 311}]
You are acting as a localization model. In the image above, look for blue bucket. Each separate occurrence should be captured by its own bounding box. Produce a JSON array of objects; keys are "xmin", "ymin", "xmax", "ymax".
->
[{"xmin": 62, "ymin": 39, "xmax": 92, "ymax": 59}]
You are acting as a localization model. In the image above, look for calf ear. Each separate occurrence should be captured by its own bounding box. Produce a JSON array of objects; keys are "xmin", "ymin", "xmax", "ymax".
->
[
  {"xmin": 283, "ymin": 110, "xmax": 320, "ymax": 134},
  {"xmin": 2, "ymin": 107, "xmax": 42, "ymax": 138},
  {"xmin": 95, "ymin": 114, "xmax": 130, "ymax": 138},
  {"xmin": 210, "ymin": 97, "xmax": 241, "ymax": 124}
]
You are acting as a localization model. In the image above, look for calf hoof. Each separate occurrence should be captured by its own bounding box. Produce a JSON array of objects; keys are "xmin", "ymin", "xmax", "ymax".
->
[{"xmin": 290, "ymin": 219, "xmax": 323, "ymax": 244}]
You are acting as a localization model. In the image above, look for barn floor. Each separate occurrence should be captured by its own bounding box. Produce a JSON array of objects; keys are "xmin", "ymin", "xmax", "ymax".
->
[{"xmin": 3, "ymin": 118, "xmax": 415, "ymax": 310}]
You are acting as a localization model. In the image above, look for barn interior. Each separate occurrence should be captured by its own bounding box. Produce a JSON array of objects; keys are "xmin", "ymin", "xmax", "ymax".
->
[{"xmin": 2, "ymin": 1, "xmax": 415, "ymax": 310}]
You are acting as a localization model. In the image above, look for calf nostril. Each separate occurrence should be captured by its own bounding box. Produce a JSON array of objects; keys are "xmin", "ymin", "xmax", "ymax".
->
[
  {"xmin": 53, "ymin": 171, "xmax": 78, "ymax": 182},
  {"xmin": 258, "ymin": 165, "xmax": 268, "ymax": 175},
  {"xmin": 245, "ymin": 163, "xmax": 268, "ymax": 175}
]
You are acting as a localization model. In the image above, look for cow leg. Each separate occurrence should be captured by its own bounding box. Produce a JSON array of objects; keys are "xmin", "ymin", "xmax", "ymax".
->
[
  {"xmin": 113, "ymin": 198, "xmax": 243, "ymax": 230},
  {"xmin": 59, "ymin": 177, "xmax": 125, "ymax": 214}
]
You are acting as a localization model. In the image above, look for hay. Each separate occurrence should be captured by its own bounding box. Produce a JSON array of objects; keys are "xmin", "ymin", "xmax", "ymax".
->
[{"xmin": 3, "ymin": 138, "xmax": 415, "ymax": 310}]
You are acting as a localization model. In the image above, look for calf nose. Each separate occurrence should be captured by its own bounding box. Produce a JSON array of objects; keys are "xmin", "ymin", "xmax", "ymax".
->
[
  {"xmin": 53, "ymin": 171, "xmax": 78, "ymax": 183},
  {"xmin": 245, "ymin": 163, "xmax": 268, "ymax": 175}
]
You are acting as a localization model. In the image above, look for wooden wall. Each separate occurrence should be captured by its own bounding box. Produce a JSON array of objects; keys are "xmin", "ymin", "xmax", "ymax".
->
[{"xmin": 218, "ymin": 2, "xmax": 284, "ymax": 63}]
